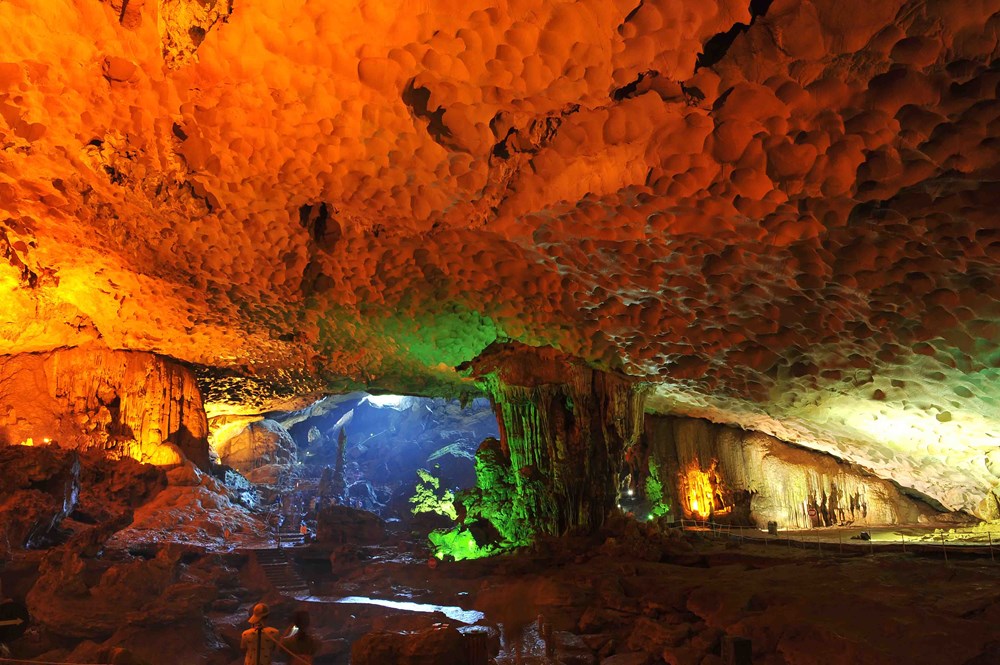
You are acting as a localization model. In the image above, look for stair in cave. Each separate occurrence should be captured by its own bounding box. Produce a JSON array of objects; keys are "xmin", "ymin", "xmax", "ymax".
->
[
  {"xmin": 255, "ymin": 548, "xmax": 310, "ymax": 596},
  {"xmin": 273, "ymin": 528, "xmax": 307, "ymax": 547}
]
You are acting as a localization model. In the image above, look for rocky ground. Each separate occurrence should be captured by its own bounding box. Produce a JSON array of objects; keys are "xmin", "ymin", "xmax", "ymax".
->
[
  {"xmin": 4, "ymin": 442, "xmax": 1000, "ymax": 664},
  {"xmin": 5, "ymin": 516, "xmax": 1000, "ymax": 664}
]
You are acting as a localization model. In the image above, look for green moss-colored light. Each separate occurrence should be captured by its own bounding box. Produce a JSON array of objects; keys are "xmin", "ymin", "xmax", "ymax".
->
[
  {"xmin": 377, "ymin": 304, "xmax": 503, "ymax": 368},
  {"xmin": 645, "ymin": 459, "xmax": 671, "ymax": 519},
  {"xmin": 410, "ymin": 468, "xmax": 457, "ymax": 520},
  {"xmin": 427, "ymin": 526, "xmax": 497, "ymax": 561}
]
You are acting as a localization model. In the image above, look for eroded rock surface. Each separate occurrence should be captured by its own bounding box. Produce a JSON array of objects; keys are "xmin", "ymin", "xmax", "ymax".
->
[
  {"xmin": 215, "ymin": 418, "xmax": 296, "ymax": 482},
  {"xmin": 640, "ymin": 415, "xmax": 947, "ymax": 529}
]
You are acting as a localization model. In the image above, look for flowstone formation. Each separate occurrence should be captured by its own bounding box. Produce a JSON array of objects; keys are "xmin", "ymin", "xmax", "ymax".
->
[
  {"xmin": 2, "ymin": 0, "xmax": 1000, "ymax": 519},
  {"xmin": 639, "ymin": 415, "xmax": 948, "ymax": 529},
  {"xmin": 464, "ymin": 343, "xmax": 647, "ymax": 537},
  {"xmin": 0, "ymin": 345, "xmax": 210, "ymax": 468}
]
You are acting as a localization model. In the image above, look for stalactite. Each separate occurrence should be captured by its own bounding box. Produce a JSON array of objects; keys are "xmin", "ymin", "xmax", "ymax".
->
[
  {"xmin": 0, "ymin": 345, "xmax": 210, "ymax": 468},
  {"xmin": 641, "ymin": 415, "xmax": 941, "ymax": 528},
  {"xmin": 467, "ymin": 342, "xmax": 648, "ymax": 536}
]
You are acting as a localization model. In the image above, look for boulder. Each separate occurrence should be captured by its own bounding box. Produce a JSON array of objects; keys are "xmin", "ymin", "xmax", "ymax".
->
[
  {"xmin": 351, "ymin": 624, "xmax": 469, "ymax": 665},
  {"xmin": 316, "ymin": 504, "xmax": 386, "ymax": 545},
  {"xmin": 216, "ymin": 419, "xmax": 296, "ymax": 478}
]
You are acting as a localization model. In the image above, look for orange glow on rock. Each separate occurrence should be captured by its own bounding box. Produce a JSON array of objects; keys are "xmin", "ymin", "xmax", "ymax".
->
[
  {"xmin": 684, "ymin": 463, "xmax": 715, "ymax": 519},
  {"xmin": 681, "ymin": 460, "xmax": 730, "ymax": 519}
]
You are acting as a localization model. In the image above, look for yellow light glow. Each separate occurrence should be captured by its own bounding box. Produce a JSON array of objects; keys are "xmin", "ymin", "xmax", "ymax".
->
[
  {"xmin": 18, "ymin": 437, "xmax": 34, "ymax": 447},
  {"xmin": 684, "ymin": 463, "xmax": 715, "ymax": 519}
]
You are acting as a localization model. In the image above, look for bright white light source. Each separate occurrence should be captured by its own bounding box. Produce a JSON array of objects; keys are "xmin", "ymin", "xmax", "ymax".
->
[{"xmin": 365, "ymin": 394, "xmax": 410, "ymax": 409}]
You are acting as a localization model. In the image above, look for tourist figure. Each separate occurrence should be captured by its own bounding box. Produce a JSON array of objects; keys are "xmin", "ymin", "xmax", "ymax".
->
[
  {"xmin": 242, "ymin": 602, "xmax": 280, "ymax": 665},
  {"xmin": 281, "ymin": 609, "xmax": 320, "ymax": 664}
]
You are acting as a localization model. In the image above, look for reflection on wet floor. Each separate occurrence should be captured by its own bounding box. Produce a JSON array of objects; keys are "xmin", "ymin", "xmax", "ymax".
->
[{"xmin": 297, "ymin": 594, "xmax": 486, "ymax": 624}]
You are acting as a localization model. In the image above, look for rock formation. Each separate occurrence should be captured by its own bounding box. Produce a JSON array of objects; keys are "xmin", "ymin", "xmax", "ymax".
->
[
  {"xmin": 214, "ymin": 418, "xmax": 296, "ymax": 483},
  {"xmin": 0, "ymin": 445, "xmax": 80, "ymax": 555},
  {"xmin": 466, "ymin": 342, "xmax": 647, "ymax": 535},
  {"xmin": 2, "ymin": 0, "xmax": 1000, "ymax": 525},
  {"xmin": 0, "ymin": 346, "xmax": 209, "ymax": 468},
  {"xmin": 641, "ymin": 416, "xmax": 944, "ymax": 529}
]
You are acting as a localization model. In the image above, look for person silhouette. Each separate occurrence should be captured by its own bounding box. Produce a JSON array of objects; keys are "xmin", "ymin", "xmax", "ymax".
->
[
  {"xmin": 241, "ymin": 603, "xmax": 280, "ymax": 665},
  {"xmin": 281, "ymin": 610, "xmax": 320, "ymax": 664}
]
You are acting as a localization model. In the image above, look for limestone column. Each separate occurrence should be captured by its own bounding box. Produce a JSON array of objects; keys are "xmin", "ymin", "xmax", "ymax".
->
[{"xmin": 465, "ymin": 342, "xmax": 647, "ymax": 535}]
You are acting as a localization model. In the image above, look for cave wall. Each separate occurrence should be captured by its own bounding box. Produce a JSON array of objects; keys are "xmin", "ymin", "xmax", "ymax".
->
[
  {"xmin": 642, "ymin": 415, "xmax": 940, "ymax": 529},
  {"xmin": 215, "ymin": 418, "xmax": 296, "ymax": 483},
  {"xmin": 0, "ymin": 345, "xmax": 209, "ymax": 468}
]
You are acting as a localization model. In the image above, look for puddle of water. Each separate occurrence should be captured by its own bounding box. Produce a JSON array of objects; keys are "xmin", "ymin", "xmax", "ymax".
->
[{"xmin": 296, "ymin": 595, "xmax": 485, "ymax": 624}]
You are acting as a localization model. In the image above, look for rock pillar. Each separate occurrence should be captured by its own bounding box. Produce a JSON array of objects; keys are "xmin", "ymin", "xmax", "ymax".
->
[{"xmin": 466, "ymin": 342, "xmax": 647, "ymax": 535}]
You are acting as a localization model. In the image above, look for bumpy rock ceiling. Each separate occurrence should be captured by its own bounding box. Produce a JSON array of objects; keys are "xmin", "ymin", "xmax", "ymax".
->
[{"xmin": 1, "ymin": 0, "xmax": 999, "ymax": 515}]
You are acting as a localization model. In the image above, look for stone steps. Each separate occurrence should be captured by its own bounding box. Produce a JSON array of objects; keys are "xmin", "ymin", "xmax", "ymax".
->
[{"xmin": 255, "ymin": 549, "xmax": 310, "ymax": 596}]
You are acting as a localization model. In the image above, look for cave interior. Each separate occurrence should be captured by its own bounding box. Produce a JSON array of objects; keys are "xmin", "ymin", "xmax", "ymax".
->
[{"xmin": 3, "ymin": 0, "xmax": 1000, "ymax": 663}]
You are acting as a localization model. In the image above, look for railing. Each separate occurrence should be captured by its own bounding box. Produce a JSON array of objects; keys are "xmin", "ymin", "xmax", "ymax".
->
[{"xmin": 668, "ymin": 518, "xmax": 998, "ymax": 562}]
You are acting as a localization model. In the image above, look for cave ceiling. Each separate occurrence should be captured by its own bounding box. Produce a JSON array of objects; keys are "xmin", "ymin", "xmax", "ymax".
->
[{"xmin": 2, "ymin": 0, "xmax": 1000, "ymax": 514}]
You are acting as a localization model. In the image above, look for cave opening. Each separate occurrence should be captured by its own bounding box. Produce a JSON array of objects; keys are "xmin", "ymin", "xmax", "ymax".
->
[{"xmin": 210, "ymin": 392, "xmax": 500, "ymax": 534}]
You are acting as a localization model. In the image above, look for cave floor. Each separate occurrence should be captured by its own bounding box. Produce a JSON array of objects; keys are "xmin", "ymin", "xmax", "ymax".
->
[
  {"xmin": 9, "ymin": 522, "xmax": 1000, "ymax": 664},
  {"xmin": 261, "ymin": 525, "xmax": 1000, "ymax": 665}
]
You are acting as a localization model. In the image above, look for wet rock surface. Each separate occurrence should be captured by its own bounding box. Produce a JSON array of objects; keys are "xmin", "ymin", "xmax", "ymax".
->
[
  {"xmin": 2, "ymin": 0, "xmax": 1000, "ymax": 520},
  {"xmin": 4, "ymin": 515, "xmax": 1000, "ymax": 664}
]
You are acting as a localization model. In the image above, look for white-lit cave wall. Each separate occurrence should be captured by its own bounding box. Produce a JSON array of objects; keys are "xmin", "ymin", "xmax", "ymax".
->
[{"xmin": 643, "ymin": 415, "xmax": 942, "ymax": 529}]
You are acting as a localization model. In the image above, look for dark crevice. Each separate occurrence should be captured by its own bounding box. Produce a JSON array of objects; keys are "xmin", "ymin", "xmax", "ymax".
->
[
  {"xmin": 712, "ymin": 87, "xmax": 735, "ymax": 112},
  {"xmin": 749, "ymin": 0, "xmax": 774, "ymax": 18},
  {"xmin": 695, "ymin": 0, "xmax": 774, "ymax": 71},
  {"xmin": 0, "ymin": 229, "xmax": 39, "ymax": 288},
  {"xmin": 298, "ymin": 202, "xmax": 341, "ymax": 251},
  {"xmin": 401, "ymin": 79, "xmax": 453, "ymax": 150},
  {"xmin": 188, "ymin": 26, "xmax": 207, "ymax": 48},
  {"xmin": 619, "ymin": 0, "xmax": 646, "ymax": 33},
  {"xmin": 696, "ymin": 23, "xmax": 750, "ymax": 70},
  {"xmin": 313, "ymin": 203, "xmax": 329, "ymax": 244},
  {"xmin": 612, "ymin": 70, "xmax": 658, "ymax": 101}
]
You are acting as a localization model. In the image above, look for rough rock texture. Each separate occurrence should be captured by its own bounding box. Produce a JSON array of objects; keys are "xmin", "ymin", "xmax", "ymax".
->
[
  {"xmin": 316, "ymin": 503, "xmax": 387, "ymax": 545},
  {"xmin": 0, "ymin": 444, "xmax": 80, "ymax": 554},
  {"xmin": 26, "ymin": 544, "xmax": 215, "ymax": 640},
  {"xmin": 107, "ymin": 462, "xmax": 269, "ymax": 549},
  {"xmin": 2, "ymin": 0, "xmax": 1000, "ymax": 515},
  {"xmin": 76, "ymin": 452, "xmax": 167, "ymax": 524},
  {"xmin": 351, "ymin": 624, "xmax": 469, "ymax": 665},
  {"xmin": 214, "ymin": 418, "xmax": 296, "ymax": 480},
  {"xmin": 0, "ymin": 346, "xmax": 210, "ymax": 468},
  {"xmin": 641, "ymin": 415, "xmax": 942, "ymax": 529},
  {"xmin": 469, "ymin": 342, "xmax": 646, "ymax": 534}
]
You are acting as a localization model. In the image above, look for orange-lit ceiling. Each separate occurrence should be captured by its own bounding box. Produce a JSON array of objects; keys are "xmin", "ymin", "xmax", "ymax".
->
[{"xmin": 2, "ymin": 0, "xmax": 1000, "ymax": 515}]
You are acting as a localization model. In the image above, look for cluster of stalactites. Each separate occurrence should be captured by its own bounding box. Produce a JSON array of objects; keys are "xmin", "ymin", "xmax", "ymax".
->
[
  {"xmin": 0, "ymin": 345, "xmax": 210, "ymax": 469},
  {"xmin": 469, "ymin": 342, "xmax": 647, "ymax": 535}
]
